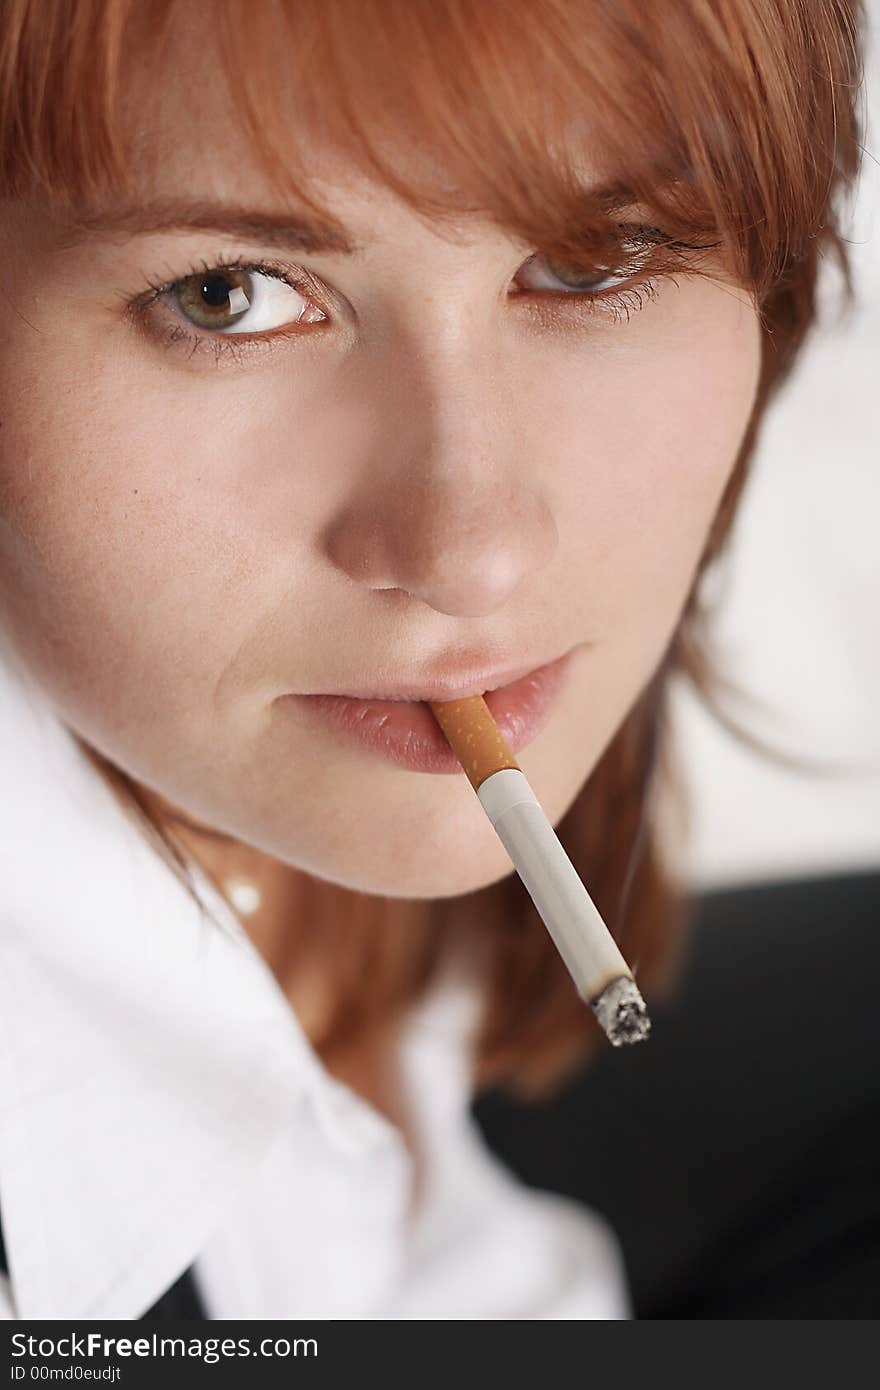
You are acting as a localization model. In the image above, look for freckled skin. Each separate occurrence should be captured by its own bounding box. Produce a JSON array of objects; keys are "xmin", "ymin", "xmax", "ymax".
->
[{"xmin": 0, "ymin": 43, "xmax": 761, "ymax": 902}]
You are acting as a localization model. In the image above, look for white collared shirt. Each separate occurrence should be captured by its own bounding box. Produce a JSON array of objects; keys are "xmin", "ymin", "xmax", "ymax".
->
[{"xmin": 0, "ymin": 650, "xmax": 629, "ymax": 1320}]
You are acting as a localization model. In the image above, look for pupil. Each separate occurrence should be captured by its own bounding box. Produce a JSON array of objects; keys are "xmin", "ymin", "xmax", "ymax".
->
[{"xmin": 201, "ymin": 274, "xmax": 232, "ymax": 308}]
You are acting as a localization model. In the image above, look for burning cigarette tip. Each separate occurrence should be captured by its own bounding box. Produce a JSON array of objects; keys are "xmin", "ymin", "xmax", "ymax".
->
[{"xmin": 590, "ymin": 976, "xmax": 652, "ymax": 1047}]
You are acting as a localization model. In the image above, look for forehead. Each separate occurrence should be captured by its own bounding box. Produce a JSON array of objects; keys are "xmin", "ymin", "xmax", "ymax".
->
[
  {"xmin": 112, "ymin": 1, "xmax": 609, "ymax": 250},
  {"xmin": 120, "ymin": 19, "xmax": 362, "ymax": 213},
  {"xmin": 108, "ymin": 71, "xmax": 421, "ymax": 257}
]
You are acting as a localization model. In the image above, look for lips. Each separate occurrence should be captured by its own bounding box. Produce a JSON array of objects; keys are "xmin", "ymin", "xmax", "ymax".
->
[
  {"xmin": 279, "ymin": 649, "xmax": 577, "ymax": 773},
  {"xmin": 305, "ymin": 653, "xmax": 566, "ymax": 704}
]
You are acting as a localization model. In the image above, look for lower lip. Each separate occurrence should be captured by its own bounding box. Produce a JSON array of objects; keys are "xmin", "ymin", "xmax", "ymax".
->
[{"xmin": 281, "ymin": 650, "xmax": 577, "ymax": 774}]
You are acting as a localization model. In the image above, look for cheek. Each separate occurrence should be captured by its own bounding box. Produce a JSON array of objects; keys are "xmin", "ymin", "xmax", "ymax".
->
[
  {"xmin": 0, "ymin": 313, "xmax": 358, "ymax": 747},
  {"xmin": 0, "ymin": 349, "xmax": 261, "ymax": 728},
  {"xmin": 554, "ymin": 285, "xmax": 762, "ymax": 635}
]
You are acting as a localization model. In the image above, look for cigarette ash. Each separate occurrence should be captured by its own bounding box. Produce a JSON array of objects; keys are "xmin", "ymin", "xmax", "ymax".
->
[{"xmin": 591, "ymin": 976, "xmax": 652, "ymax": 1047}]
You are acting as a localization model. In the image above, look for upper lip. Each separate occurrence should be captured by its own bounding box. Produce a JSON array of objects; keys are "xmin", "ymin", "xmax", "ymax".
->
[{"xmin": 300, "ymin": 649, "xmax": 572, "ymax": 703}]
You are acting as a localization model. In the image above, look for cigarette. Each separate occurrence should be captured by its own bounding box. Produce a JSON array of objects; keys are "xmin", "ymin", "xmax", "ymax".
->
[{"xmin": 428, "ymin": 695, "xmax": 651, "ymax": 1047}]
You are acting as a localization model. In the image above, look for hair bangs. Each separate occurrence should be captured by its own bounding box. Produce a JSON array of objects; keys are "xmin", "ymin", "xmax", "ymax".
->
[
  {"xmin": 0, "ymin": 0, "xmax": 861, "ymax": 304},
  {"xmin": 215, "ymin": 0, "xmax": 727, "ymax": 275}
]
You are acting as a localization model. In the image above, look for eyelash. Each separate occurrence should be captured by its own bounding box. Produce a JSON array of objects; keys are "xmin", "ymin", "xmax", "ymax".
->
[
  {"xmin": 126, "ymin": 241, "xmax": 680, "ymax": 366},
  {"xmin": 126, "ymin": 254, "xmax": 325, "ymax": 366}
]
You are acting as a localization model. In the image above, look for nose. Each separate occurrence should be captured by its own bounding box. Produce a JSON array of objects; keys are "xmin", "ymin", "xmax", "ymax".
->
[{"xmin": 320, "ymin": 351, "xmax": 558, "ymax": 620}]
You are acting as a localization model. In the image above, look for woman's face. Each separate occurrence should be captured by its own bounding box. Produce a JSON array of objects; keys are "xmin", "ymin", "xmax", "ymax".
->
[{"xmin": 0, "ymin": 50, "xmax": 761, "ymax": 899}]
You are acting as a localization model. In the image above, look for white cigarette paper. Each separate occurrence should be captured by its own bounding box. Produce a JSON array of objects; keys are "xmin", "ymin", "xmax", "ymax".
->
[{"xmin": 429, "ymin": 696, "xmax": 651, "ymax": 1047}]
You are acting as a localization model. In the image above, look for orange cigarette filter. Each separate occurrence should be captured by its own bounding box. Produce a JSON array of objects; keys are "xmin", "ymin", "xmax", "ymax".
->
[{"xmin": 427, "ymin": 696, "xmax": 520, "ymax": 792}]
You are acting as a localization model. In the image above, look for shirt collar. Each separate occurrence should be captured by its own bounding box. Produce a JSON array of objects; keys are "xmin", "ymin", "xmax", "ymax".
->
[{"xmin": 0, "ymin": 651, "xmax": 430, "ymax": 1318}]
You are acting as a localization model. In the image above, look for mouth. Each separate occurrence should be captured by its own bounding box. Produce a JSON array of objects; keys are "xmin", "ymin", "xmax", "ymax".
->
[
  {"xmin": 299, "ymin": 653, "xmax": 568, "ymax": 704},
  {"xmin": 277, "ymin": 648, "xmax": 580, "ymax": 774}
]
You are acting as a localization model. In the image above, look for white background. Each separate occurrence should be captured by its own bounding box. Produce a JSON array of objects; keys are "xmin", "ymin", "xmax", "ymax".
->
[{"xmin": 663, "ymin": 2, "xmax": 880, "ymax": 890}]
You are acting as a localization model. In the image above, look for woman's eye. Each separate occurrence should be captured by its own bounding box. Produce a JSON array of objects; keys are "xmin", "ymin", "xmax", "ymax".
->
[
  {"xmin": 167, "ymin": 266, "xmax": 327, "ymax": 334},
  {"xmin": 516, "ymin": 240, "xmax": 653, "ymax": 295}
]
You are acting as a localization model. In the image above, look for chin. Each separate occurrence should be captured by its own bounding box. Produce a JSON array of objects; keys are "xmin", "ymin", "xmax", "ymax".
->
[{"xmin": 291, "ymin": 835, "xmax": 518, "ymax": 901}]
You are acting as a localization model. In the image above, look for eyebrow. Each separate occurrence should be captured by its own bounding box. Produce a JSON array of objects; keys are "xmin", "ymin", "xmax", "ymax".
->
[{"xmin": 59, "ymin": 198, "xmax": 362, "ymax": 256}]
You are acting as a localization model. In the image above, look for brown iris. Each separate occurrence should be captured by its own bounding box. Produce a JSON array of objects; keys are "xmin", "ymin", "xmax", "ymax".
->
[{"xmin": 173, "ymin": 269, "xmax": 253, "ymax": 329}]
